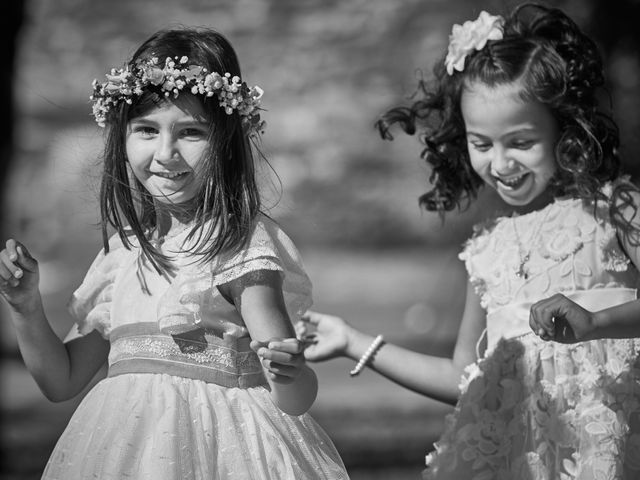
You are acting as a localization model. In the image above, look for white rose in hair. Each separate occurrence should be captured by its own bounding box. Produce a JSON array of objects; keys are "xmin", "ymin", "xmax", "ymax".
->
[{"xmin": 445, "ymin": 11, "xmax": 504, "ymax": 75}]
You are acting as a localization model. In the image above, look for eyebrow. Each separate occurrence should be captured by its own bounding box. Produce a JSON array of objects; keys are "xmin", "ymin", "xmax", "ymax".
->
[
  {"xmin": 129, "ymin": 117, "xmax": 208, "ymax": 127},
  {"xmin": 465, "ymin": 128, "xmax": 538, "ymax": 137}
]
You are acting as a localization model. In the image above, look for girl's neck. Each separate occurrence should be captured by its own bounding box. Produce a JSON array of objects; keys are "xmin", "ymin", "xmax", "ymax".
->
[
  {"xmin": 507, "ymin": 188, "xmax": 557, "ymax": 216},
  {"xmin": 154, "ymin": 201, "xmax": 199, "ymax": 238}
]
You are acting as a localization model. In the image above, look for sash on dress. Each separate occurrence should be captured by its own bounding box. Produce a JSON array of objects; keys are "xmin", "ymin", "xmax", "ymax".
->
[
  {"xmin": 107, "ymin": 322, "xmax": 267, "ymax": 388},
  {"xmin": 485, "ymin": 287, "xmax": 637, "ymax": 351}
]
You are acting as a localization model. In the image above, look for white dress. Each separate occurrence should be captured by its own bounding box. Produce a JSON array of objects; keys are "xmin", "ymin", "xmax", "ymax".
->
[
  {"xmin": 424, "ymin": 192, "xmax": 640, "ymax": 479},
  {"xmin": 41, "ymin": 215, "xmax": 349, "ymax": 480}
]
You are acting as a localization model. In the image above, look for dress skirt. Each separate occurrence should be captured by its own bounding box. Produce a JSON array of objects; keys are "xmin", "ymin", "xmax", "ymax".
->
[
  {"xmin": 41, "ymin": 373, "xmax": 348, "ymax": 480},
  {"xmin": 423, "ymin": 334, "xmax": 640, "ymax": 480}
]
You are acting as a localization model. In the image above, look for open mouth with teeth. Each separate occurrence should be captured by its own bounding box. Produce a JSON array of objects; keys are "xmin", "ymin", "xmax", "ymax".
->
[
  {"xmin": 494, "ymin": 172, "xmax": 530, "ymax": 190},
  {"xmin": 153, "ymin": 170, "xmax": 191, "ymax": 180}
]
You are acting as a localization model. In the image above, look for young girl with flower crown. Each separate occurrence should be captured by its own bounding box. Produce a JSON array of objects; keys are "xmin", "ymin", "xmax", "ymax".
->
[
  {"xmin": 294, "ymin": 4, "xmax": 640, "ymax": 479},
  {"xmin": 0, "ymin": 27, "xmax": 349, "ymax": 479}
]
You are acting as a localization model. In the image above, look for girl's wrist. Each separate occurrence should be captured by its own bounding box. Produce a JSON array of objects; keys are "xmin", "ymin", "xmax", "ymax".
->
[
  {"xmin": 589, "ymin": 310, "xmax": 609, "ymax": 341},
  {"xmin": 344, "ymin": 327, "xmax": 376, "ymax": 361},
  {"xmin": 11, "ymin": 293, "xmax": 44, "ymax": 320}
]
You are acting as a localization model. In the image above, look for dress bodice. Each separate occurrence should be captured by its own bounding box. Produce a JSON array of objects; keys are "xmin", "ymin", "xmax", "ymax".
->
[
  {"xmin": 67, "ymin": 215, "xmax": 312, "ymax": 387},
  {"xmin": 460, "ymin": 194, "xmax": 639, "ymax": 350},
  {"xmin": 460, "ymin": 196, "xmax": 637, "ymax": 313}
]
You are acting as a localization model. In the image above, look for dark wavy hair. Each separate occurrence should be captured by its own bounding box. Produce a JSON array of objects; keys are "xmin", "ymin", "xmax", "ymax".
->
[
  {"xmin": 377, "ymin": 3, "xmax": 636, "ymax": 228},
  {"xmin": 99, "ymin": 27, "xmax": 261, "ymax": 273}
]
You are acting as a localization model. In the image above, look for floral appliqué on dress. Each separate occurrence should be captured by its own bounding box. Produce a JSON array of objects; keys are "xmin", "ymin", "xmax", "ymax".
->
[{"xmin": 428, "ymin": 193, "xmax": 640, "ymax": 480}]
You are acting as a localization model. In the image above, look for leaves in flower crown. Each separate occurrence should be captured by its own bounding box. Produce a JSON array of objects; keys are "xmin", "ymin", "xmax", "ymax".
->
[{"xmin": 89, "ymin": 56, "xmax": 265, "ymax": 134}]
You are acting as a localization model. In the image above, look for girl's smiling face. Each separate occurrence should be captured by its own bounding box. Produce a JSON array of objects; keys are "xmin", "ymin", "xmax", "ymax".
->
[
  {"xmin": 461, "ymin": 81, "xmax": 559, "ymax": 210},
  {"xmin": 126, "ymin": 94, "xmax": 210, "ymax": 207}
]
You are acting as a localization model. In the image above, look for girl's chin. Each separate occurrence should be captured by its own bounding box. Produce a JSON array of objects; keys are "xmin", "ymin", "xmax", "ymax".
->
[
  {"xmin": 152, "ymin": 192, "xmax": 199, "ymax": 208},
  {"xmin": 496, "ymin": 184, "xmax": 554, "ymax": 213}
]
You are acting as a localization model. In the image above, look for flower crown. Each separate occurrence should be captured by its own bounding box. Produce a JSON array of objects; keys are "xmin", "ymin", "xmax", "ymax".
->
[
  {"xmin": 444, "ymin": 11, "xmax": 504, "ymax": 75},
  {"xmin": 90, "ymin": 55, "xmax": 266, "ymax": 136}
]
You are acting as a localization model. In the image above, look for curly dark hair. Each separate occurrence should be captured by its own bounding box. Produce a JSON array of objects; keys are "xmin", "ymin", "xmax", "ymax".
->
[
  {"xmin": 99, "ymin": 27, "xmax": 261, "ymax": 274},
  {"xmin": 376, "ymin": 3, "xmax": 632, "ymax": 221}
]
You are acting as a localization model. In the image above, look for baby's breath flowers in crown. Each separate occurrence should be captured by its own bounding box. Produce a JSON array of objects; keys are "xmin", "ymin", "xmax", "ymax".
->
[{"xmin": 90, "ymin": 55, "xmax": 266, "ymax": 136}]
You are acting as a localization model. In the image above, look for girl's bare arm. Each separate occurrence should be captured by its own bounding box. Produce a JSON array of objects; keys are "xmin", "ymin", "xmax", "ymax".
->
[
  {"xmin": 303, "ymin": 281, "xmax": 486, "ymax": 405},
  {"xmin": 0, "ymin": 240, "xmax": 109, "ymax": 401},
  {"xmin": 225, "ymin": 270, "xmax": 318, "ymax": 415}
]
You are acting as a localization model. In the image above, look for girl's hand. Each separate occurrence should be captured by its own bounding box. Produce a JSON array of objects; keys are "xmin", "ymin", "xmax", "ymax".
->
[
  {"xmin": 529, "ymin": 293, "xmax": 595, "ymax": 343},
  {"xmin": 296, "ymin": 311, "xmax": 351, "ymax": 362},
  {"xmin": 0, "ymin": 239, "xmax": 40, "ymax": 312},
  {"xmin": 250, "ymin": 337, "xmax": 305, "ymax": 385}
]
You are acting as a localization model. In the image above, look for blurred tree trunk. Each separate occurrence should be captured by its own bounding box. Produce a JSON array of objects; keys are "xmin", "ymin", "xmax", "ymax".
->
[
  {"xmin": 585, "ymin": 0, "xmax": 640, "ymax": 176},
  {"xmin": 0, "ymin": 1, "xmax": 26, "ymax": 359},
  {"xmin": 1, "ymin": 1, "xmax": 26, "ymax": 241}
]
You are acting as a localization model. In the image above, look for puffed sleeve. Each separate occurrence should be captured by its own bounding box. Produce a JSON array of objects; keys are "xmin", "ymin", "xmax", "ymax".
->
[
  {"xmin": 67, "ymin": 236, "xmax": 126, "ymax": 338},
  {"xmin": 210, "ymin": 215, "xmax": 313, "ymax": 320},
  {"xmin": 458, "ymin": 218, "xmax": 498, "ymax": 309},
  {"xmin": 597, "ymin": 176, "xmax": 633, "ymax": 272}
]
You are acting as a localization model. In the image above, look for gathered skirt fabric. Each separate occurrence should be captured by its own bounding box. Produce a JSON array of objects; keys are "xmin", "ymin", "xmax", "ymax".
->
[
  {"xmin": 423, "ymin": 335, "xmax": 640, "ymax": 480},
  {"xmin": 42, "ymin": 373, "xmax": 348, "ymax": 480}
]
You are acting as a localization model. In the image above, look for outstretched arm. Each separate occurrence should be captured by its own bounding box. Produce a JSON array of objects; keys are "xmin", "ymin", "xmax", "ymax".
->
[
  {"xmin": 301, "ymin": 281, "xmax": 486, "ymax": 405},
  {"xmin": 224, "ymin": 270, "xmax": 318, "ymax": 415},
  {"xmin": 0, "ymin": 239, "xmax": 109, "ymax": 401}
]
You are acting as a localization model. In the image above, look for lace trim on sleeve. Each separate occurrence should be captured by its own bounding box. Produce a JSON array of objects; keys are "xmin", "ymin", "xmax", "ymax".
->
[
  {"xmin": 210, "ymin": 251, "xmax": 283, "ymax": 288},
  {"xmin": 459, "ymin": 220, "xmax": 494, "ymax": 309}
]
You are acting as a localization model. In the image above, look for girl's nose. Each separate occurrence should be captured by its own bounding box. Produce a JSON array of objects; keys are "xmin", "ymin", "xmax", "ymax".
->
[
  {"xmin": 490, "ymin": 148, "xmax": 515, "ymax": 174},
  {"xmin": 153, "ymin": 135, "xmax": 178, "ymax": 164}
]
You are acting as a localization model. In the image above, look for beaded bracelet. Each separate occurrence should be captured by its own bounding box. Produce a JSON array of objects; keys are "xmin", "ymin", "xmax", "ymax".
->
[{"xmin": 350, "ymin": 334, "xmax": 384, "ymax": 377}]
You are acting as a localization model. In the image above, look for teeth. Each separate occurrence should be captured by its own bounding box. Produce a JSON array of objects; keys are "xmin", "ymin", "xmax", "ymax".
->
[
  {"xmin": 155, "ymin": 171, "xmax": 188, "ymax": 179},
  {"xmin": 497, "ymin": 173, "xmax": 527, "ymax": 187}
]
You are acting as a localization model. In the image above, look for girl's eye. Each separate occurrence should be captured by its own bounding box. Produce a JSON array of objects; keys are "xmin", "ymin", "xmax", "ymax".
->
[
  {"xmin": 510, "ymin": 140, "xmax": 535, "ymax": 150},
  {"xmin": 180, "ymin": 128, "xmax": 207, "ymax": 139},
  {"xmin": 470, "ymin": 142, "xmax": 491, "ymax": 152},
  {"xmin": 132, "ymin": 126, "xmax": 157, "ymax": 137}
]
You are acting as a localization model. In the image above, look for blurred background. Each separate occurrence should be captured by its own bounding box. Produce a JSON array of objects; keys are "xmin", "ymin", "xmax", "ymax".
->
[{"xmin": 1, "ymin": 0, "xmax": 639, "ymax": 478}]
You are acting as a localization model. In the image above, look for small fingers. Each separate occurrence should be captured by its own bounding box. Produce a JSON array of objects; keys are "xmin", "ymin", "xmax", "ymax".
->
[
  {"xmin": 260, "ymin": 358, "xmax": 298, "ymax": 375},
  {"xmin": 267, "ymin": 338, "xmax": 302, "ymax": 354},
  {"xmin": 16, "ymin": 244, "xmax": 38, "ymax": 272},
  {"xmin": 530, "ymin": 295, "xmax": 566, "ymax": 339},
  {"xmin": 295, "ymin": 320, "xmax": 309, "ymax": 337},
  {"xmin": 249, "ymin": 340, "xmax": 269, "ymax": 353},
  {"xmin": 3, "ymin": 239, "xmax": 37, "ymax": 273},
  {"xmin": 258, "ymin": 348, "xmax": 303, "ymax": 366},
  {"xmin": 300, "ymin": 311, "xmax": 322, "ymax": 326},
  {"xmin": 0, "ymin": 250, "xmax": 22, "ymax": 287}
]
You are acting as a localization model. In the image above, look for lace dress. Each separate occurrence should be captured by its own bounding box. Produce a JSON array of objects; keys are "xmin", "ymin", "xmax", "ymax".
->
[
  {"xmin": 41, "ymin": 215, "xmax": 349, "ymax": 480},
  {"xmin": 424, "ymin": 195, "xmax": 640, "ymax": 480}
]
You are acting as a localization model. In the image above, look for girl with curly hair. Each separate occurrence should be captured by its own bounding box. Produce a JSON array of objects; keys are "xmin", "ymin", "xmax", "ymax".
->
[{"xmin": 294, "ymin": 4, "xmax": 640, "ymax": 478}]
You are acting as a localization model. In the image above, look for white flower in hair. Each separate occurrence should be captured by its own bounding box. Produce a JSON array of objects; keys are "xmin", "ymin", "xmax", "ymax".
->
[{"xmin": 444, "ymin": 11, "xmax": 504, "ymax": 76}]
